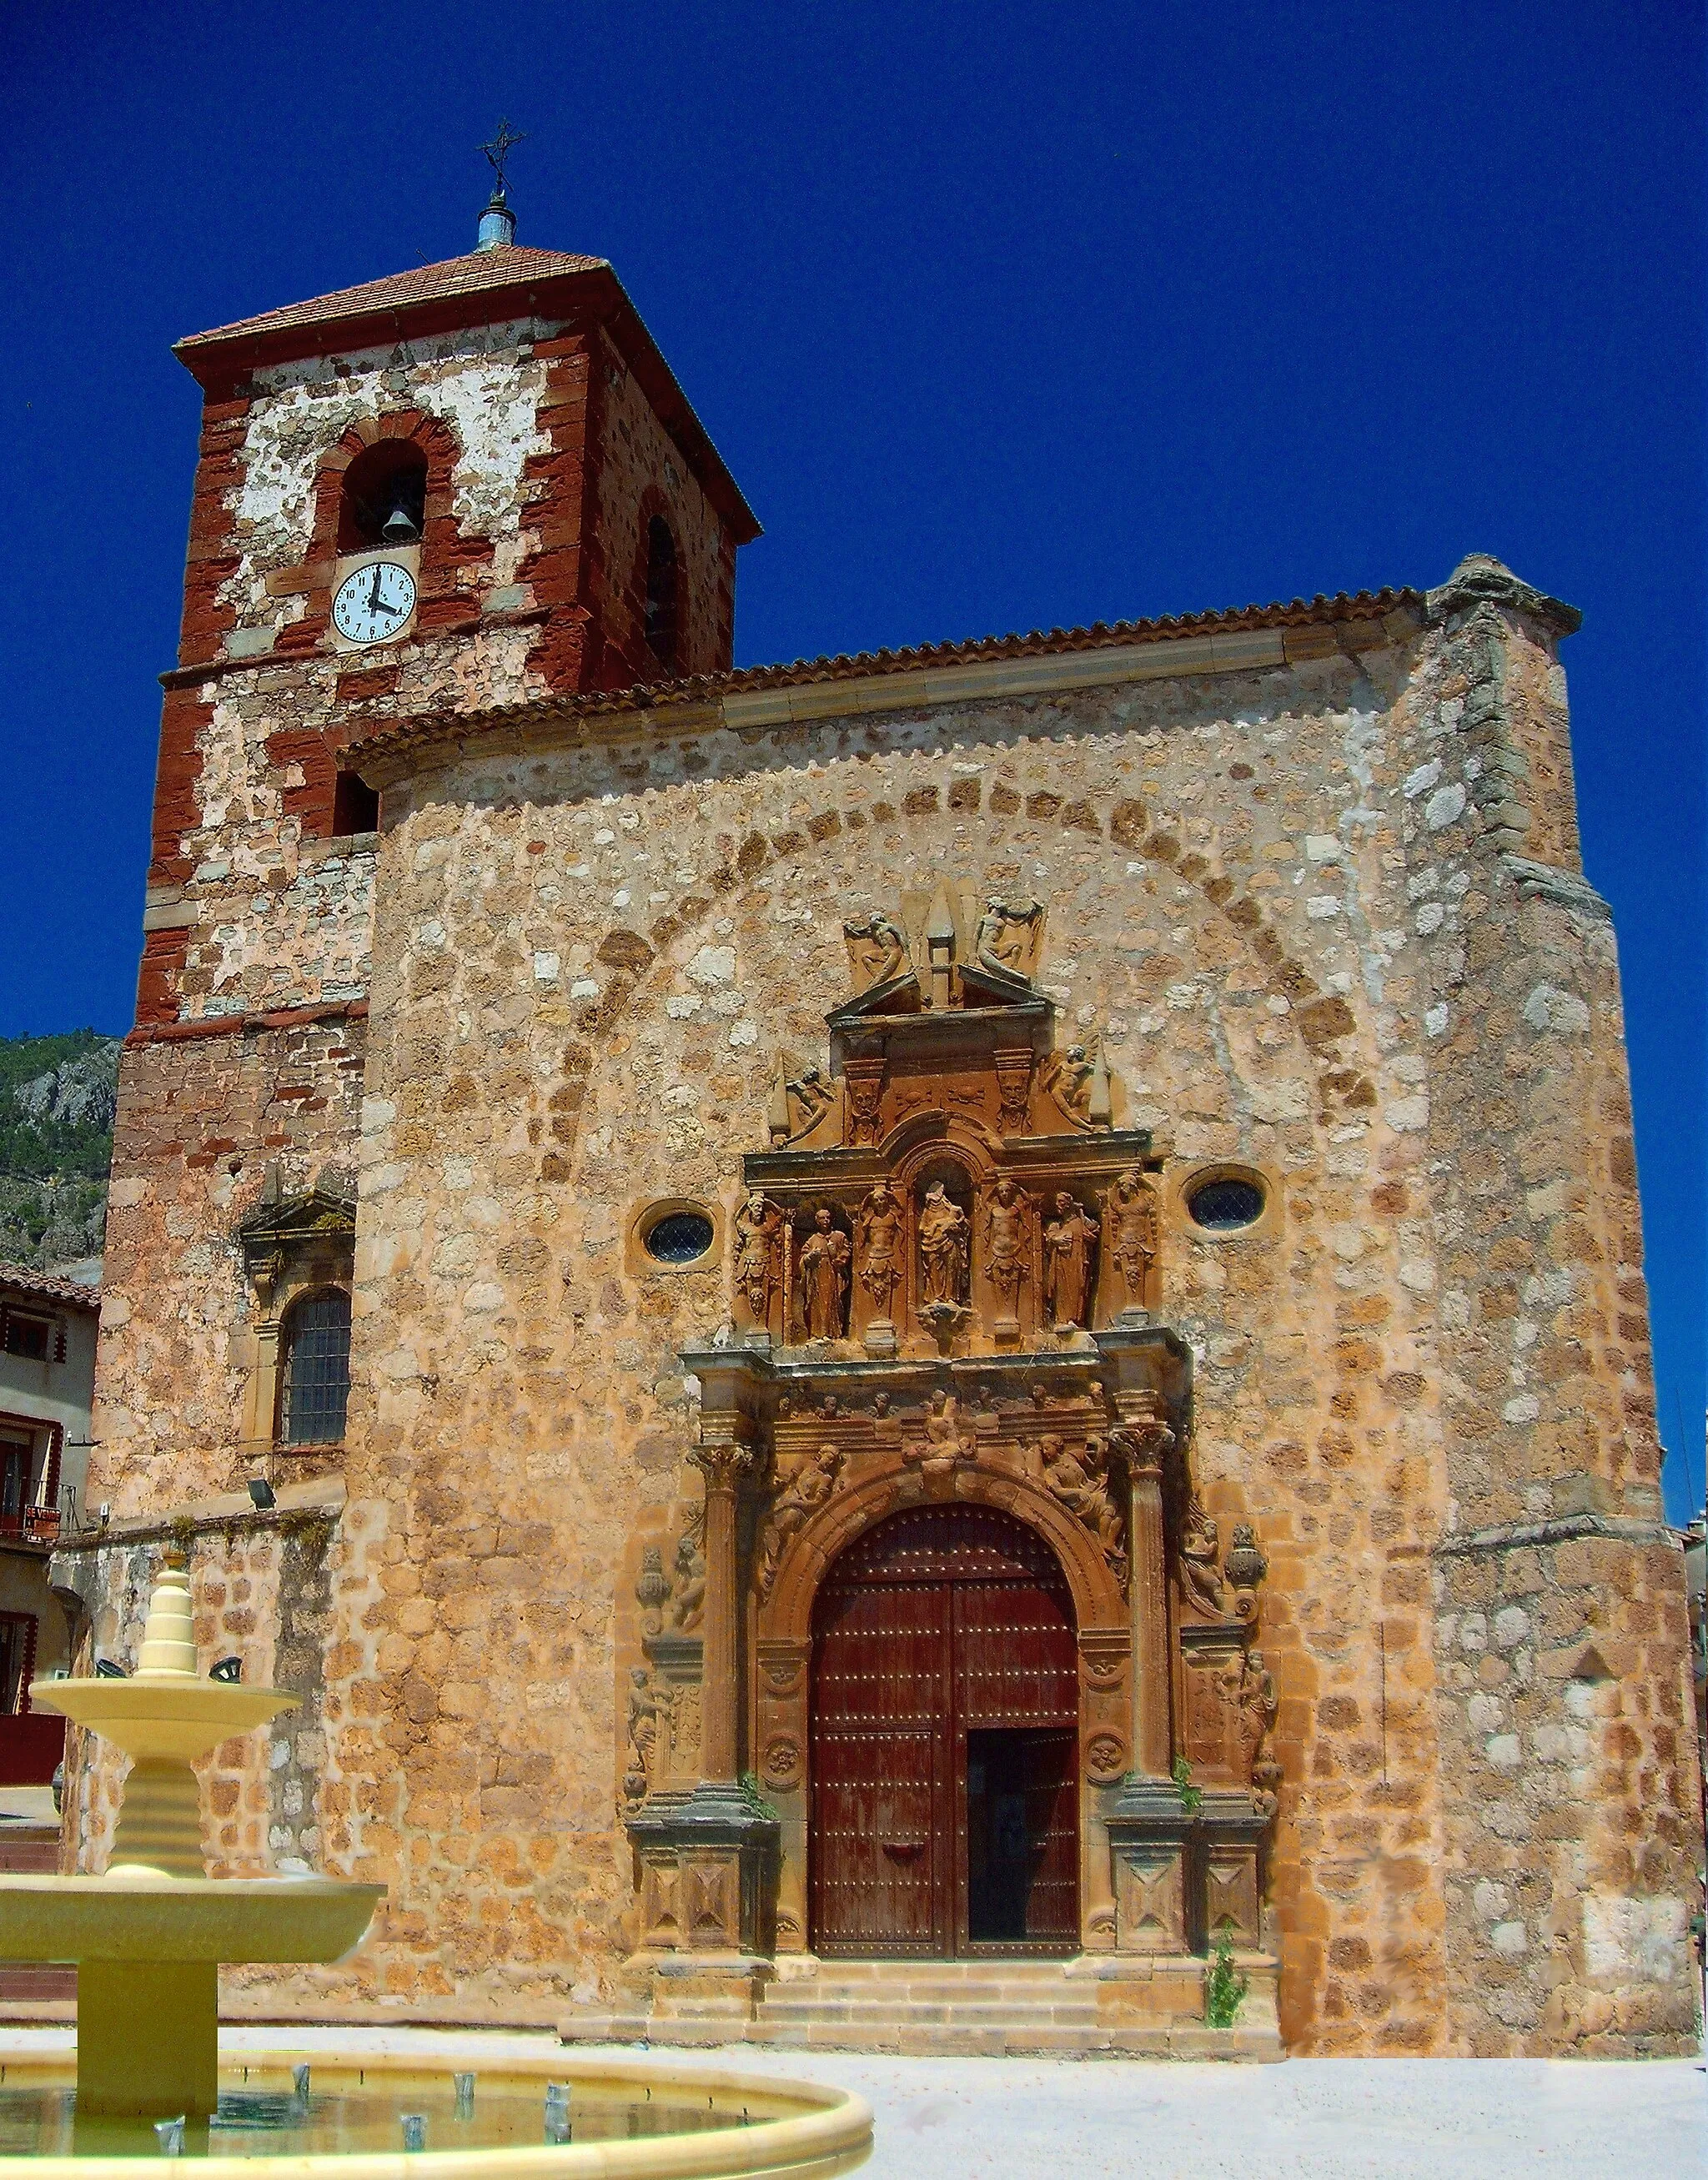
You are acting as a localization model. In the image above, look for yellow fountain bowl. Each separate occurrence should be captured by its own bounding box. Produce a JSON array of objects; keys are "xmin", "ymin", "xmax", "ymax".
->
[
  {"xmin": 0, "ymin": 2049, "xmax": 873, "ymax": 2180},
  {"xmin": 0, "ymin": 1876, "xmax": 384, "ymax": 1965},
  {"xmin": 29, "ymin": 1677, "xmax": 299, "ymax": 1764}
]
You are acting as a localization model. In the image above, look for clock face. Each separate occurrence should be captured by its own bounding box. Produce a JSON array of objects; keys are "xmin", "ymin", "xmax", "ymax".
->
[{"xmin": 332, "ymin": 560, "xmax": 417, "ymax": 645}]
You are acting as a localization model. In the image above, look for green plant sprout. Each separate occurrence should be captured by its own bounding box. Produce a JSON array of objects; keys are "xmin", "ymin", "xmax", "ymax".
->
[{"xmin": 1204, "ymin": 1928, "xmax": 1248, "ymax": 2027}]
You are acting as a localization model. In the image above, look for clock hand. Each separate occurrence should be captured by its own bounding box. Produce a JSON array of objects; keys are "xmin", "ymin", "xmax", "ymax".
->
[{"xmin": 368, "ymin": 564, "xmax": 385, "ymax": 614}]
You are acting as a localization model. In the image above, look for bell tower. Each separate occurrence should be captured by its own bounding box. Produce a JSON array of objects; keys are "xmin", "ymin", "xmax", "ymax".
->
[{"xmin": 141, "ymin": 204, "xmax": 758, "ymax": 1028}]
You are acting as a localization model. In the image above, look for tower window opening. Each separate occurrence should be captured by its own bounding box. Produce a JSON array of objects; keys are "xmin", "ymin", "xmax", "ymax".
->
[
  {"xmin": 279, "ymin": 1288, "xmax": 352, "ymax": 1446},
  {"xmin": 644, "ymin": 516, "xmax": 679, "ymax": 673},
  {"xmin": 332, "ymin": 771, "xmax": 381, "ymax": 837},
  {"xmin": 337, "ymin": 440, "xmax": 428, "ymax": 554}
]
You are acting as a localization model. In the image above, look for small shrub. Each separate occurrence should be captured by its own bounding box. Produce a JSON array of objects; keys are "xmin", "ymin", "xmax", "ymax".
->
[
  {"xmin": 1172, "ymin": 1753, "xmax": 1203, "ymax": 1814},
  {"xmin": 1204, "ymin": 1929, "xmax": 1248, "ymax": 2028}
]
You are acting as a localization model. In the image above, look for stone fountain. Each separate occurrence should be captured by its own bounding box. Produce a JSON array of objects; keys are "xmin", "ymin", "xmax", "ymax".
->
[
  {"xmin": 0, "ymin": 1555, "xmax": 872, "ymax": 2177},
  {"xmin": 0, "ymin": 1555, "xmax": 382, "ymax": 2122}
]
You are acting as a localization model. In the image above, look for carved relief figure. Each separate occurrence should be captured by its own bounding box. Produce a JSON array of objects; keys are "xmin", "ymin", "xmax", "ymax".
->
[
  {"xmin": 758, "ymin": 1442, "xmax": 845, "ymax": 1598},
  {"xmin": 1038, "ymin": 1043, "xmax": 1095, "ymax": 1126},
  {"xmin": 786, "ymin": 1067, "xmax": 836, "ymax": 1139},
  {"xmin": 907, "ymin": 1389, "xmax": 976, "ymax": 1478},
  {"xmin": 854, "ymin": 1183, "xmax": 905, "ymax": 1324},
  {"xmin": 671, "ymin": 1509, "xmax": 706, "ymax": 1631},
  {"xmin": 844, "ymin": 910, "xmax": 910, "ymax": 994},
  {"xmin": 974, "ymin": 896, "xmax": 1043, "ymax": 985},
  {"xmin": 1224, "ymin": 1647, "xmax": 1278, "ymax": 1787},
  {"xmin": 1179, "ymin": 1494, "xmax": 1225, "ymax": 1617},
  {"xmin": 1043, "ymin": 1191, "xmax": 1099, "ymax": 1329},
  {"xmin": 732, "ymin": 1191, "xmax": 784, "ymax": 1334},
  {"xmin": 917, "ymin": 1180, "xmax": 971, "ymax": 1306},
  {"xmin": 980, "ymin": 1177, "xmax": 1032, "ymax": 1326},
  {"xmin": 624, "ymin": 1667, "xmax": 661, "ymax": 1805},
  {"xmin": 797, "ymin": 1206, "xmax": 851, "ymax": 1339},
  {"xmin": 1038, "ymin": 1434, "xmax": 1124, "ymax": 1570},
  {"xmin": 1105, "ymin": 1167, "xmax": 1158, "ymax": 1312}
]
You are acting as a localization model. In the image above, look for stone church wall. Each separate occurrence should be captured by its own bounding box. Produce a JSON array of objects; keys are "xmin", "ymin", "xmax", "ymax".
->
[
  {"xmin": 333, "ymin": 642, "xmax": 1459, "ymax": 2042},
  {"xmin": 79, "ymin": 592, "xmax": 1700, "ymax": 2051}
]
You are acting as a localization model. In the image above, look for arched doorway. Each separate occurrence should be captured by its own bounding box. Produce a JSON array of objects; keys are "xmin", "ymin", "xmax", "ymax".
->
[{"xmin": 810, "ymin": 1504, "xmax": 1079, "ymax": 1958}]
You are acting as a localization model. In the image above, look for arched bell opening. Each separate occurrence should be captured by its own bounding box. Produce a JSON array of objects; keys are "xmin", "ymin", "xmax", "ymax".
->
[{"xmin": 806, "ymin": 1502, "xmax": 1082, "ymax": 1959}]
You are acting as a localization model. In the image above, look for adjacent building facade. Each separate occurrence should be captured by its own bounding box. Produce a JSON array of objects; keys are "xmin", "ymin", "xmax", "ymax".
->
[
  {"xmin": 0, "ymin": 1264, "xmax": 98, "ymax": 1785},
  {"xmin": 57, "ymin": 222, "xmax": 1703, "ymax": 2056}
]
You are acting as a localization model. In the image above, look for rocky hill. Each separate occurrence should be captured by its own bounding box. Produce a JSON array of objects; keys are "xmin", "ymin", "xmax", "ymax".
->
[{"xmin": 0, "ymin": 1032, "xmax": 122, "ymax": 1273}]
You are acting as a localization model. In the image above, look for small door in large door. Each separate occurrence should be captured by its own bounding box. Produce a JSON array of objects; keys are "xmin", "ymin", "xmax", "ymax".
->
[{"xmin": 811, "ymin": 1578, "xmax": 950, "ymax": 1953}]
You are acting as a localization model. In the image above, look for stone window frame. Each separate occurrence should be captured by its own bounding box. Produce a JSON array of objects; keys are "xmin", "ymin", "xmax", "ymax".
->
[
  {"xmin": 237, "ymin": 1188, "xmax": 357, "ymax": 1459},
  {"xmin": 1171, "ymin": 1161, "xmax": 1278, "ymax": 1245},
  {"xmin": 625, "ymin": 1197, "xmax": 724, "ymax": 1278}
]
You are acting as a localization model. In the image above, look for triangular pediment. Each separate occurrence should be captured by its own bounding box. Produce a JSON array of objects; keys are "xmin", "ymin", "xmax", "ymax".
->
[{"xmin": 238, "ymin": 1187, "xmax": 357, "ymax": 1256}]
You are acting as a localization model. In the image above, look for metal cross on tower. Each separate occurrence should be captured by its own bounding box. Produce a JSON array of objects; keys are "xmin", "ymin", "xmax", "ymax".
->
[{"xmin": 480, "ymin": 118, "xmax": 527, "ymax": 200}]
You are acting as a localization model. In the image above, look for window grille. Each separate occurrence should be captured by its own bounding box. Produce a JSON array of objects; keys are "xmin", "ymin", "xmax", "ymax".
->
[{"xmin": 279, "ymin": 1290, "xmax": 352, "ymax": 1446}]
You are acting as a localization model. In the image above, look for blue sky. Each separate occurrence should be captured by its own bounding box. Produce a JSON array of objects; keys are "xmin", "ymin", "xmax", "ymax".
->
[{"xmin": 3, "ymin": 2, "xmax": 1701, "ymax": 1517}]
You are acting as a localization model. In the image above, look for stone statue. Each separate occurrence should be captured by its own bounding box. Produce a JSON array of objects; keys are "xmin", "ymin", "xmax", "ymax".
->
[
  {"xmin": 624, "ymin": 1666, "xmax": 660, "ymax": 1805},
  {"xmin": 980, "ymin": 1177, "xmax": 1032, "ymax": 1325},
  {"xmin": 1105, "ymin": 1167, "xmax": 1158, "ymax": 1312},
  {"xmin": 797, "ymin": 1206, "xmax": 851, "ymax": 1339},
  {"xmin": 758, "ymin": 1442, "xmax": 845, "ymax": 1598},
  {"xmin": 917, "ymin": 1180, "xmax": 971, "ymax": 1306},
  {"xmin": 844, "ymin": 910, "xmax": 910, "ymax": 993},
  {"xmin": 1043, "ymin": 1190, "xmax": 1098, "ymax": 1328},
  {"xmin": 854, "ymin": 1182, "xmax": 905, "ymax": 1325},
  {"xmin": 974, "ymin": 896, "xmax": 1042, "ymax": 984},
  {"xmin": 1179, "ymin": 1494, "xmax": 1225, "ymax": 1616},
  {"xmin": 732, "ymin": 1191, "xmax": 784, "ymax": 1334}
]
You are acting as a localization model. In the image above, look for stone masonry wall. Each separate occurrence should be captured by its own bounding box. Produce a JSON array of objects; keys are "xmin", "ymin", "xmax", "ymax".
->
[
  {"xmin": 92, "ymin": 1019, "xmax": 366, "ymax": 1514},
  {"xmin": 1398, "ymin": 571, "xmax": 1702, "ymax": 2054}
]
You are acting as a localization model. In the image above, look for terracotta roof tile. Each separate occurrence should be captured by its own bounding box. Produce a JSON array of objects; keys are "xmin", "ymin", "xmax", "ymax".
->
[
  {"xmin": 347, "ymin": 586, "xmax": 1422, "ymax": 769},
  {"xmin": 177, "ymin": 245, "xmax": 608, "ymax": 352},
  {"xmin": 0, "ymin": 1263, "xmax": 100, "ymax": 1311}
]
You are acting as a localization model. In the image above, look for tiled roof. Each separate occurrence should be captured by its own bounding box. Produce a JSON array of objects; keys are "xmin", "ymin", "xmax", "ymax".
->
[
  {"xmin": 0, "ymin": 1263, "xmax": 100, "ymax": 1312},
  {"xmin": 346, "ymin": 585, "xmax": 1422, "ymax": 766},
  {"xmin": 176, "ymin": 245, "xmax": 608, "ymax": 352}
]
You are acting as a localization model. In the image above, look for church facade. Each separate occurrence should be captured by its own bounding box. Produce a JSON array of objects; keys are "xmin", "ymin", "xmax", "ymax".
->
[{"xmin": 57, "ymin": 224, "xmax": 1701, "ymax": 2057}]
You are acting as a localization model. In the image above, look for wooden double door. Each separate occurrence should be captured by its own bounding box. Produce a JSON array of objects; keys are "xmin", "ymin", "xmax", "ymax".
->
[{"xmin": 810, "ymin": 1504, "xmax": 1079, "ymax": 1957}]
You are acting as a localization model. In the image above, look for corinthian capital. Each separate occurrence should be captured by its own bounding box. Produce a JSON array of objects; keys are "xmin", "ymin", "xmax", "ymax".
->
[
  {"xmin": 689, "ymin": 1428, "xmax": 762, "ymax": 1493},
  {"xmin": 1109, "ymin": 1413, "xmax": 1175, "ymax": 1479}
]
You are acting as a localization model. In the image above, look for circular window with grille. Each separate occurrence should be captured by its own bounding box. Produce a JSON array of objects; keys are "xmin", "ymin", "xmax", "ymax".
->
[
  {"xmin": 1185, "ymin": 1173, "xmax": 1267, "ymax": 1233},
  {"xmin": 638, "ymin": 1203, "xmax": 717, "ymax": 1268}
]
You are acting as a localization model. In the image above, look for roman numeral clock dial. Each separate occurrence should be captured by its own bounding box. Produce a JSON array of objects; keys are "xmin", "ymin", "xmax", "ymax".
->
[{"xmin": 332, "ymin": 559, "xmax": 417, "ymax": 645}]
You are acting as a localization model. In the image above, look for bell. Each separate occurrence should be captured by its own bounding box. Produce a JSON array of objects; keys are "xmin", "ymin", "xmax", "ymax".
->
[{"xmin": 381, "ymin": 502, "xmax": 419, "ymax": 545}]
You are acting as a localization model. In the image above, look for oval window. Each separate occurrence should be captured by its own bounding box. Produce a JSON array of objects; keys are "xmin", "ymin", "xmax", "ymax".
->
[
  {"xmin": 643, "ymin": 1210, "xmax": 716, "ymax": 1264},
  {"xmin": 1186, "ymin": 1176, "xmax": 1265, "ymax": 1233}
]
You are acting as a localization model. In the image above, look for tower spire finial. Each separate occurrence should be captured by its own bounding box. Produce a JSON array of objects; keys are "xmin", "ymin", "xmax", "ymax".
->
[{"xmin": 475, "ymin": 117, "xmax": 526, "ymax": 250}]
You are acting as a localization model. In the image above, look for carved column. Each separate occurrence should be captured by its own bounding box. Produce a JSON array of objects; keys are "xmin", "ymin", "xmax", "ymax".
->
[
  {"xmin": 688, "ymin": 1428, "xmax": 757, "ymax": 1787},
  {"xmin": 1113, "ymin": 1402, "xmax": 1175, "ymax": 1780},
  {"xmin": 625, "ymin": 1349, "xmax": 779, "ymax": 1964},
  {"xmin": 1094, "ymin": 1321, "xmax": 1196, "ymax": 1956}
]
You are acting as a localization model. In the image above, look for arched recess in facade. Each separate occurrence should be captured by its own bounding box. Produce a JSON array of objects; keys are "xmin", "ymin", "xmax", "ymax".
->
[{"xmin": 758, "ymin": 1459, "xmax": 1131, "ymax": 1956}]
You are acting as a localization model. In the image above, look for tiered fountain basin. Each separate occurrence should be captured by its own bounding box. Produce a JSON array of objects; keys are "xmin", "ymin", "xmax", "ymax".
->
[{"xmin": 0, "ymin": 2051, "xmax": 873, "ymax": 2177}]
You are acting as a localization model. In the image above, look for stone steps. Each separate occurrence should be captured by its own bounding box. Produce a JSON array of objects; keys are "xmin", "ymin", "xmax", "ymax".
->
[{"xmin": 560, "ymin": 1952, "xmax": 1284, "ymax": 2061}]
